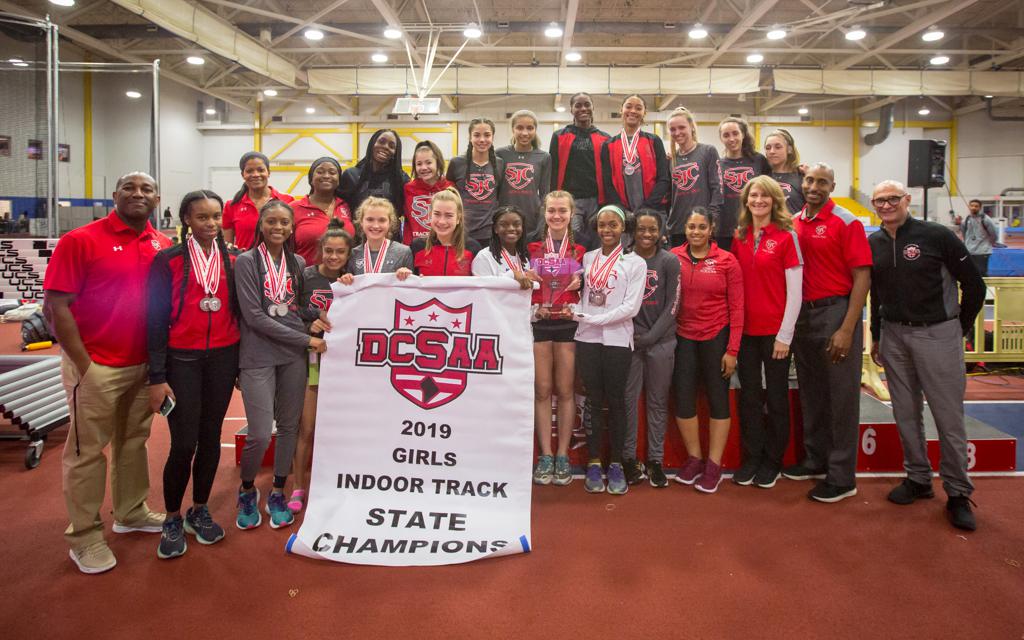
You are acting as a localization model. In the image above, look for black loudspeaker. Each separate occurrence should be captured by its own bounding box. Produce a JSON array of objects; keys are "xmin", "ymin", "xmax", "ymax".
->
[{"xmin": 907, "ymin": 139, "xmax": 947, "ymax": 188}]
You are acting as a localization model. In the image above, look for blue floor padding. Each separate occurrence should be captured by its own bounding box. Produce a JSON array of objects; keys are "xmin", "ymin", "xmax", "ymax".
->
[{"xmin": 964, "ymin": 403, "xmax": 1024, "ymax": 470}]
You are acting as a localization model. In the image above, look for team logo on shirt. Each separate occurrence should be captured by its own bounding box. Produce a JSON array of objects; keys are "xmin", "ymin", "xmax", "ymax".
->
[
  {"xmin": 815, "ymin": 224, "xmax": 827, "ymax": 237},
  {"xmin": 903, "ymin": 244, "xmax": 921, "ymax": 261},
  {"xmin": 700, "ymin": 258, "xmax": 718, "ymax": 274},
  {"xmin": 263, "ymin": 273, "xmax": 295, "ymax": 304},
  {"xmin": 465, "ymin": 173, "xmax": 496, "ymax": 201},
  {"xmin": 778, "ymin": 182, "xmax": 792, "ymax": 194},
  {"xmin": 410, "ymin": 194, "xmax": 432, "ymax": 229},
  {"xmin": 308, "ymin": 289, "xmax": 333, "ymax": 312},
  {"xmin": 722, "ymin": 167, "xmax": 754, "ymax": 194},
  {"xmin": 505, "ymin": 162, "xmax": 534, "ymax": 190},
  {"xmin": 355, "ymin": 298, "xmax": 503, "ymax": 410},
  {"xmin": 151, "ymin": 240, "xmax": 163, "ymax": 251},
  {"xmin": 763, "ymin": 239, "xmax": 778, "ymax": 252},
  {"xmin": 642, "ymin": 269, "xmax": 658, "ymax": 300},
  {"xmin": 673, "ymin": 162, "xmax": 700, "ymax": 193}
]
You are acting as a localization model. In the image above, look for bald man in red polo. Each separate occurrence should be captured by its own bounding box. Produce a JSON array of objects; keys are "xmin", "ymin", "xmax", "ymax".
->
[{"xmin": 44, "ymin": 172, "xmax": 173, "ymax": 574}]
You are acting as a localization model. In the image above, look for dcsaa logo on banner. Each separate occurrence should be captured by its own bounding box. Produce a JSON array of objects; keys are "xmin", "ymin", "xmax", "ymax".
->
[{"xmin": 288, "ymin": 275, "xmax": 535, "ymax": 566}]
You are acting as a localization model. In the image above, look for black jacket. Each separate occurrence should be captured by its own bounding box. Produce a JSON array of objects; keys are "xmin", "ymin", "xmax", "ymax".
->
[{"xmin": 868, "ymin": 216, "xmax": 985, "ymax": 340}]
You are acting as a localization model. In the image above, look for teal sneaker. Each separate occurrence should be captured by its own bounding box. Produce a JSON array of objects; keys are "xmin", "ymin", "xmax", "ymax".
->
[
  {"xmin": 266, "ymin": 491, "xmax": 295, "ymax": 529},
  {"xmin": 236, "ymin": 488, "xmax": 262, "ymax": 530},
  {"xmin": 584, "ymin": 463, "xmax": 605, "ymax": 493},
  {"xmin": 552, "ymin": 455, "xmax": 573, "ymax": 486},
  {"xmin": 533, "ymin": 455, "xmax": 554, "ymax": 485}
]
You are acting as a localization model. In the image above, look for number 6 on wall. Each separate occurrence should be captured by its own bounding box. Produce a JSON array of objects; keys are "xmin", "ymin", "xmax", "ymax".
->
[{"xmin": 861, "ymin": 427, "xmax": 877, "ymax": 456}]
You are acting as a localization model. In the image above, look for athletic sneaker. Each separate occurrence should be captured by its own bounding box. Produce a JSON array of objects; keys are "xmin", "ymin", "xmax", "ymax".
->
[
  {"xmin": 887, "ymin": 478, "xmax": 935, "ymax": 505},
  {"xmin": 647, "ymin": 461, "xmax": 669, "ymax": 488},
  {"xmin": 236, "ymin": 488, "xmax": 262, "ymax": 530},
  {"xmin": 607, "ymin": 463, "xmax": 628, "ymax": 495},
  {"xmin": 533, "ymin": 455, "xmax": 554, "ymax": 485},
  {"xmin": 753, "ymin": 465, "xmax": 781, "ymax": 489},
  {"xmin": 674, "ymin": 456, "xmax": 705, "ymax": 485},
  {"xmin": 695, "ymin": 460, "xmax": 723, "ymax": 494},
  {"xmin": 732, "ymin": 463, "xmax": 758, "ymax": 486},
  {"xmin": 946, "ymin": 496, "xmax": 977, "ymax": 531},
  {"xmin": 69, "ymin": 541, "xmax": 116, "ymax": 575},
  {"xmin": 808, "ymin": 481, "xmax": 858, "ymax": 503},
  {"xmin": 112, "ymin": 509, "xmax": 166, "ymax": 533},
  {"xmin": 184, "ymin": 505, "xmax": 225, "ymax": 545},
  {"xmin": 584, "ymin": 463, "xmax": 605, "ymax": 493},
  {"xmin": 782, "ymin": 462, "xmax": 827, "ymax": 481},
  {"xmin": 287, "ymin": 490, "xmax": 306, "ymax": 513},
  {"xmin": 622, "ymin": 459, "xmax": 646, "ymax": 485},
  {"xmin": 157, "ymin": 516, "xmax": 187, "ymax": 560},
  {"xmin": 552, "ymin": 455, "xmax": 573, "ymax": 486},
  {"xmin": 266, "ymin": 491, "xmax": 295, "ymax": 528}
]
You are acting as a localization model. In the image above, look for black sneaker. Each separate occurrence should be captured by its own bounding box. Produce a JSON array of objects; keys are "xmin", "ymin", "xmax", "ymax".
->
[
  {"xmin": 185, "ymin": 505, "xmax": 226, "ymax": 545},
  {"xmin": 782, "ymin": 463, "xmax": 827, "ymax": 481},
  {"xmin": 647, "ymin": 461, "xmax": 669, "ymax": 488},
  {"xmin": 732, "ymin": 464, "xmax": 758, "ymax": 486},
  {"xmin": 887, "ymin": 478, "xmax": 935, "ymax": 505},
  {"xmin": 946, "ymin": 496, "xmax": 977, "ymax": 531},
  {"xmin": 622, "ymin": 459, "xmax": 646, "ymax": 485},
  {"xmin": 753, "ymin": 464, "xmax": 781, "ymax": 489},
  {"xmin": 808, "ymin": 481, "xmax": 858, "ymax": 503},
  {"xmin": 157, "ymin": 516, "xmax": 187, "ymax": 560}
]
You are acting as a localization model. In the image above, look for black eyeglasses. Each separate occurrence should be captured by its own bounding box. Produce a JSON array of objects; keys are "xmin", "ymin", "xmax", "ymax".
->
[{"xmin": 871, "ymin": 194, "xmax": 907, "ymax": 208}]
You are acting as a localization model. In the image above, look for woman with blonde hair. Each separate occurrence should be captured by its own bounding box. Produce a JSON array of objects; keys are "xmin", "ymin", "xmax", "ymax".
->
[
  {"xmin": 666, "ymin": 107, "xmax": 722, "ymax": 247},
  {"xmin": 410, "ymin": 187, "xmax": 481, "ymax": 276},
  {"xmin": 730, "ymin": 175, "xmax": 803, "ymax": 488},
  {"xmin": 348, "ymin": 196, "xmax": 414, "ymax": 276}
]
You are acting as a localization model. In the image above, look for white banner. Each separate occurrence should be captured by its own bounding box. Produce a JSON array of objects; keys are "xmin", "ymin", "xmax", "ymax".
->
[{"xmin": 287, "ymin": 274, "xmax": 535, "ymax": 566}]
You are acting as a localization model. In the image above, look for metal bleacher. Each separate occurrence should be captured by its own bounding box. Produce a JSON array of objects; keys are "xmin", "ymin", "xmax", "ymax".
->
[
  {"xmin": 0, "ymin": 238, "xmax": 55, "ymax": 302},
  {"xmin": 0, "ymin": 356, "xmax": 68, "ymax": 468}
]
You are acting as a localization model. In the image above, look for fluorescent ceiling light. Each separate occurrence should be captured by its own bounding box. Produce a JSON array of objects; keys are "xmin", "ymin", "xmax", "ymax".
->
[
  {"xmin": 929, "ymin": 55, "xmax": 949, "ymax": 65},
  {"xmin": 126, "ymin": 90, "xmax": 142, "ymax": 99},
  {"xmin": 689, "ymin": 24, "xmax": 708, "ymax": 39},
  {"xmin": 383, "ymin": 27, "xmax": 403, "ymax": 39},
  {"xmin": 565, "ymin": 51, "xmax": 582, "ymax": 62},
  {"xmin": 50, "ymin": 0, "xmax": 76, "ymax": 6},
  {"xmin": 766, "ymin": 28, "xmax": 786, "ymax": 40},
  {"xmin": 186, "ymin": 56, "xmax": 205, "ymax": 65},
  {"xmin": 545, "ymin": 23, "xmax": 563, "ymax": 38},
  {"xmin": 305, "ymin": 106, "xmax": 316, "ymax": 114},
  {"xmin": 263, "ymin": 89, "xmax": 278, "ymax": 97},
  {"xmin": 304, "ymin": 29, "xmax": 324, "ymax": 41},
  {"xmin": 845, "ymin": 28, "xmax": 866, "ymax": 41},
  {"xmin": 798, "ymin": 106, "xmax": 809, "ymax": 115},
  {"xmin": 918, "ymin": 107, "xmax": 930, "ymax": 115},
  {"xmin": 205, "ymin": 108, "xmax": 217, "ymax": 115},
  {"xmin": 555, "ymin": 105, "xmax": 566, "ymax": 113},
  {"xmin": 372, "ymin": 52, "xmax": 388, "ymax": 63},
  {"xmin": 746, "ymin": 53, "xmax": 764, "ymax": 63},
  {"xmin": 464, "ymin": 24, "xmax": 482, "ymax": 39},
  {"xmin": 922, "ymin": 27, "xmax": 944, "ymax": 42}
]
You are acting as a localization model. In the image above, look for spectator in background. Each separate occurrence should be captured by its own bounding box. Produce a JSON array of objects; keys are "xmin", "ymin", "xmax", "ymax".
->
[{"xmin": 960, "ymin": 199, "xmax": 998, "ymax": 277}]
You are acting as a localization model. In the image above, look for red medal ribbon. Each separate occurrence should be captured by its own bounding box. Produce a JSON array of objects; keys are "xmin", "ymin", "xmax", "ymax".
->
[
  {"xmin": 187, "ymin": 235, "xmax": 221, "ymax": 296},
  {"xmin": 621, "ymin": 129, "xmax": 641, "ymax": 167},
  {"xmin": 258, "ymin": 243, "xmax": 289, "ymax": 304},
  {"xmin": 544, "ymin": 230, "xmax": 570, "ymax": 260},
  {"xmin": 365, "ymin": 239, "xmax": 390, "ymax": 274},
  {"xmin": 587, "ymin": 244, "xmax": 623, "ymax": 292},
  {"xmin": 500, "ymin": 248, "xmax": 523, "ymax": 275}
]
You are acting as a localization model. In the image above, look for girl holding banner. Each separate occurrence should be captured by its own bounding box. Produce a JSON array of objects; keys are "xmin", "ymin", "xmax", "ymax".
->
[
  {"xmin": 575, "ymin": 205, "xmax": 646, "ymax": 495},
  {"xmin": 471, "ymin": 205, "xmax": 534, "ymax": 290},
  {"xmin": 528, "ymin": 191, "xmax": 585, "ymax": 486},
  {"xmin": 347, "ymin": 197, "xmax": 414, "ymax": 277},
  {"xmin": 234, "ymin": 200, "xmax": 326, "ymax": 530},
  {"xmin": 410, "ymin": 188, "xmax": 481, "ymax": 276}
]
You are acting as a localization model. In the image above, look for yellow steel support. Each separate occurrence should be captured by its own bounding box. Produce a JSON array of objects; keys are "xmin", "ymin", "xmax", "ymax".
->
[
  {"xmin": 753, "ymin": 122, "xmax": 761, "ymax": 151},
  {"xmin": 267, "ymin": 134, "xmax": 302, "ymax": 161},
  {"xmin": 351, "ymin": 122, "xmax": 360, "ymax": 162},
  {"xmin": 83, "ymin": 72, "xmax": 93, "ymax": 199},
  {"xmin": 852, "ymin": 113, "xmax": 861, "ymax": 198},
  {"xmin": 949, "ymin": 115, "xmax": 958, "ymax": 196},
  {"xmin": 450, "ymin": 121, "xmax": 459, "ymax": 159},
  {"xmin": 254, "ymin": 101, "xmax": 262, "ymax": 152}
]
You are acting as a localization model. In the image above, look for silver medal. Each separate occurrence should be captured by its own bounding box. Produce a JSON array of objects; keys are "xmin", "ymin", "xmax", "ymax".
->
[
  {"xmin": 274, "ymin": 302, "xmax": 289, "ymax": 316},
  {"xmin": 623, "ymin": 162, "xmax": 637, "ymax": 176},
  {"xmin": 588, "ymin": 289, "xmax": 606, "ymax": 306},
  {"xmin": 206, "ymin": 296, "xmax": 222, "ymax": 312},
  {"xmin": 199, "ymin": 298, "xmax": 209, "ymax": 312}
]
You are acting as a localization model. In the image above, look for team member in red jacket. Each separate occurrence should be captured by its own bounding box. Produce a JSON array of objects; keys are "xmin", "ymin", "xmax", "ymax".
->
[
  {"xmin": 44, "ymin": 172, "xmax": 173, "ymax": 574},
  {"xmin": 147, "ymin": 190, "xmax": 240, "ymax": 559},
  {"xmin": 403, "ymin": 141, "xmax": 453, "ymax": 244},
  {"xmin": 291, "ymin": 157, "xmax": 354, "ymax": 265},
  {"xmin": 223, "ymin": 151, "xmax": 294, "ymax": 250},
  {"xmin": 410, "ymin": 187, "xmax": 481, "ymax": 276},
  {"xmin": 600, "ymin": 95, "xmax": 669, "ymax": 215},
  {"xmin": 731, "ymin": 176, "xmax": 803, "ymax": 489},
  {"xmin": 671, "ymin": 207, "xmax": 744, "ymax": 494},
  {"xmin": 549, "ymin": 92, "xmax": 610, "ymax": 249}
]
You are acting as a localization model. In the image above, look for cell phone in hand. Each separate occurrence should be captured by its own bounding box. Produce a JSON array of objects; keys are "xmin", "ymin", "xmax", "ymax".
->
[{"xmin": 159, "ymin": 395, "xmax": 176, "ymax": 417}]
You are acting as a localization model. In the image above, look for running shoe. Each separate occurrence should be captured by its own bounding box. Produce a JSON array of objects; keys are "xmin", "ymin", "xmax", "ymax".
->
[
  {"xmin": 674, "ymin": 456, "xmax": 705, "ymax": 485},
  {"xmin": 732, "ymin": 463, "xmax": 758, "ymax": 486},
  {"xmin": 584, "ymin": 463, "xmax": 605, "ymax": 493},
  {"xmin": 69, "ymin": 541, "xmax": 116, "ymax": 575},
  {"xmin": 753, "ymin": 465, "xmax": 781, "ymax": 489},
  {"xmin": 647, "ymin": 460, "xmax": 669, "ymax": 488},
  {"xmin": 184, "ymin": 505, "xmax": 225, "ymax": 545},
  {"xmin": 552, "ymin": 455, "xmax": 573, "ymax": 486},
  {"xmin": 236, "ymin": 488, "xmax": 262, "ymax": 530},
  {"xmin": 695, "ymin": 460, "xmax": 724, "ymax": 494},
  {"xmin": 807, "ymin": 481, "xmax": 857, "ymax": 503},
  {"xmin": 533, "ymin": 455, "xmax": 554, "ymax": 485},
  {"xmin": 157, "ymin": 516, "xmax": 187, "ymax": 559},
  {"xmin": 266, "ymin": 491, "xmax": 295, "ymax": 529},
  {"xmin": 607, "ymin": 463, "xmax": 628, "ymax": 495},
  {"xmin": 287, "ymin": 490, "xmax": 307, "ymax": 513},
  {"xmin": 622, "ymin": 459, "xmax": 646, "ymax": 485}
]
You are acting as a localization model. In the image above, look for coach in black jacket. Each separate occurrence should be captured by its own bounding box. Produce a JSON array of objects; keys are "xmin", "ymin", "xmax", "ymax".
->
[{"xmin": 867, "ymin": 179, "xmax": 985, "ymax": 531}]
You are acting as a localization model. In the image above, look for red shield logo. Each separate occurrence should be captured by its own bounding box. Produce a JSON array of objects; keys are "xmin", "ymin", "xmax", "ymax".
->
[
  {"xmin": 410, "ymin": 194, "xmax": 432, "ymax": 228},
  {"xmin": 903, "ymin": 244, "xmax": 921, "ymax": 261},
  {"xmin": 779, "ymin": 181, "xmax": 792, "ymax": 194},
  {"xmin": 673, "ymin": 162, "xmax": 700, "ymax": 193},
  {"xmin": 391, "ymin": 299, "xmax": 472, "ymax": 409},
  {"xmin": 722, "ymin": 166, "xmax": 754, "ymax": 194},
  {"xmin": 505, "ymin": 162, "xmax": 534, "ymax": 190},
  {"xmin": 465, "ymin": 173, "xmax": 496, "ymax": 201}
]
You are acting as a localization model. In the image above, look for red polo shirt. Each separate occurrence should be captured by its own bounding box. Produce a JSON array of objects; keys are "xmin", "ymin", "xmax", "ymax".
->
[
  {"xmin": 45, "ymin": 210, "xmax": 173, "ymax": 367},
  {"xmin": 291, "ymin": 196, "xmax": 354, "ymax": 266},
  {"xmin": 731, "ymin": 223, "xmax": 802, "ymax": 336},
  {"xmin": 222, "ymin": 187, "xmax": 293, "ymax": 251},
  {"xmin": 793, "ymin": 200, "xmax": 872, "ymax": 301}
]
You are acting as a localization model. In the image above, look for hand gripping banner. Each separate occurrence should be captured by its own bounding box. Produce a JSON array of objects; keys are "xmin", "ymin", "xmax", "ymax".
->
[{"xmin": 288, "ymin": 274, "xmax": 535, "ymax": 565}]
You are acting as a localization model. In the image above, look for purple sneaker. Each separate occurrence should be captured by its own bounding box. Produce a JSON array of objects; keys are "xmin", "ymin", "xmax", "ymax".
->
[
  {"xmin": 584, "ymin": 463, "xmax": 605, "ymax": 493},
  {"xmin": 695, "ymin": 460, "xmax": 723, "ymax": 494},
  {"xmin": 674, "ymin": 456, "xmax": 705, "ymax": 485}
]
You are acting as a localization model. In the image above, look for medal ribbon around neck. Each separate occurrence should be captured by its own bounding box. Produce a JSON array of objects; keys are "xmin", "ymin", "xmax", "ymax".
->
[
  {"xmin": 258, "ymin": 243, "xmax": 289, "ymax": 303},
  {"xmin": 587, "ymin": 244, "xmax": 623, "ymax": 292},
  {"xmin": 544, "ymin": 229, "xmax": 570, "ymax": 260},
  {"xmin": 621, "ymin": 129, "xmax": 641, "ymax": 167},
  {"xmin": 500, "ymin": 248, "xmax": 523, "ymax": 275},
  {"xmin": 187, "ymin": 235, "xmax": 221, "ymax": 296},
  {"xmin": 365, "ymin": 239, "xmax": 390, "ymax": 274}
]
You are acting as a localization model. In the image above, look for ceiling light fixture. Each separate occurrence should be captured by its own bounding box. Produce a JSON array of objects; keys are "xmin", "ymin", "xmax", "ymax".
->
[
  {"xmin": 186, "ymin": 56, "xmax": 205, "ymax": 65},
  {"xmin": 845, "ymin": 28, "xmax": 866, "ymax": 41},
  {"xmin": 922, "ymin": 27, "xmax": 944, "ymax": 42},
  {"xmin": 766, "ymin": 28, "xmax": 786, "ymax": 40},
  {"xmin": 205, "ymin": 107, "xmax": 217, "ymax": 115},
  {"xmin": 304, "ymin": 29, "xmax": 324, "ymax": 41},
  {"xmin": 555, "ymin": 105, "xmax": 566, "ymax": 113},
  {"xmin": 263, "ymin": 88, "xmax": 278, "ymax": 97},
  {"xmin": 371, "ymin": 52, "xmax": 388, "ymax": 63},
  {"xmin": 125, "ymin": 90, "xmax": 142, "ymax": 99},
  {"xmin": 49, "ymin": 0, "xmax": 76, "ymax": 6},
  {"xmin": 746, "ymin": 53, "xmax": 764, "ymax": 63},
  {"xmin": 984, "ymin": 94, "xmax": 994, "ymax": 99},
  {"xmin": 929, "ymin": 55, "xmax": 949, "ymax": 65},
  {"xmin": 918, "ymin": 106, "xmax": 930, "ymax": 115},
  {"xmin": 305, "ymin": 106, "xmax": 316, "ymax": 114},
  {"xmin": 565, "ymin": 51, "xmax": 582, "ymax": 62},
  {"xmin": 689, "ymin": 24, "xmax": 708, "ymax": 39},
  {"xmin": 383, "ymin": 27, "xmax": 403, "ymax": 39},
  {"xmin": 544, "ymin": 23, "xmax": 563, "ymax": 38},
  {"xmin": 9, "ymin": 58, "xmax": 28, "ymax": 67},
  {"xmin": 798, "ymin": 106, "xmax": 809, "ymax": 115},
  {"xmin": 463, "ymin": 24, "xmax": 482, "ymax": 39}
]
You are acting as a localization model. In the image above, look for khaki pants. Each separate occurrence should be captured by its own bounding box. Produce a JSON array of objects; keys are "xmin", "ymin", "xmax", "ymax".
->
[{"xmin": 60, "ymin": 355, "xmax": 154, "ymax": 549}]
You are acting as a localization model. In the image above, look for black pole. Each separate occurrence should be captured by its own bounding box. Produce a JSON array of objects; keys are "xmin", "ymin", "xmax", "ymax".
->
[{"xmin": 922, "ymin": 186, "xmax": 928, "ymax": 221}]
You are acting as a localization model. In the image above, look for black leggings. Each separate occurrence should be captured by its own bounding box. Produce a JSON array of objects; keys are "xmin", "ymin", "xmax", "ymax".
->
[
  {"xmin": 673, "ymin": 327, "xmax": 731, "ymax": 420},
  {"xmin": 577, "ymin": 341, "xmax": 632, "ymax": 463},
  {"xmin": 737, "ymin": 334, "xmax": 792, "ymax": 468},
  {"xmin": 162, "ymin": 343, "xmax": 239, "ymax": 513}
]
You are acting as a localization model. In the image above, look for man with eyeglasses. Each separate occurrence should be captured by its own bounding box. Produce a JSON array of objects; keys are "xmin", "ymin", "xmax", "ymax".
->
[
  {"xmin": 867, "ymin": 180, "xmax": 985, "ymax": 531},
  {"xmin": 785, "ymin": 163, "xmax": 872, "ymax": 503}
]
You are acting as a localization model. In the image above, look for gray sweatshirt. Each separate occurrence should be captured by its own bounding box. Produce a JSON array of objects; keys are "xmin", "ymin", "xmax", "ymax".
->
[
  {"xmin": 668, "ymin": 143, "xmax": 723, "ymax": 236},
  {"xmin": 961, "ymin": 213, "xmax": 998, "ymax": 256},
  {"xmin": 235, "ymin": 250, "xmax": 310, "ymax": 369},
  {"xmin": 447, "ymin": 155, "xmax": 504, "ymax": 243},
  {"xmin": 349, "ymin": 241, "xmax": 414, "ymax": 274},
  {"xmin": 496, "ymin": 145, "xmax": 551, "ymax": 242},
  {"xmin": 632, "ymin": 249, "xmax": 681, "ymax": 349}
]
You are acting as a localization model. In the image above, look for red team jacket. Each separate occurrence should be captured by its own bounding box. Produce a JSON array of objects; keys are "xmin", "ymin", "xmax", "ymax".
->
[
  {"xmin": 603, "ymin": 132, "xmax": 661, "ymax": 206},
  {"xmin": 672, "ymin": 242, "xmax": 745, "ymax": 355},
  {"xmin": 403, "ymin": 177, "xmax": 455, "ymax": 244},
  {"xmin": 553, "ymin": 128, "xmax": 609, "ymax": 203}
]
